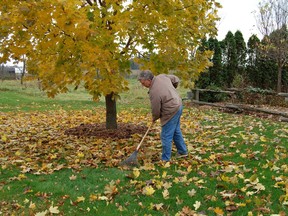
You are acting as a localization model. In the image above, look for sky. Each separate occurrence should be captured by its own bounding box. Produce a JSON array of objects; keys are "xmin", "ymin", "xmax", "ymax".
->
[{"xmin": 216, "ymin": 0, "xmax": 262, "ymax": 42}]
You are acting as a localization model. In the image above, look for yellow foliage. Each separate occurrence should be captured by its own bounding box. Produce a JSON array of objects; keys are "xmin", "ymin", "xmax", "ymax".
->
[{"xmin": 0, "ymin": 0, "xmax": 220, "ymax": 100}]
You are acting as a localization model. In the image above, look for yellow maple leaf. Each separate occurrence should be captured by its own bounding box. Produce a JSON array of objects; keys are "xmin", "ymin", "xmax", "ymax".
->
[
  {"xmin": 162, "ymin": 189, "xmax": 169, "ymax": 199},
  {"xmin": 15, "ymin": 150, "xmax": 22, "ymax": 156},
  {"xmin": 89, "ymin": 194, "xmax": 98, "ymax": 201},
  {"xmin": 163, "ymin": 182, "xmax": 172, "ymax": 189},
  {"xmin": 187, "ymin": 189, "xmax": 196, "ymax": 197},
  {"xmin": 1, "ymin": 135, "xmax": 7, "ymax": 142},
  {"xmin": 76, "ymin": 196, "xmax": 85, "ymax": 203},
  {"xmin": 133, "ymin": 168, "xmax": 140, "ymax": 178},
  {"xmin": 77, "ymin": 152, "xmax": 84, "ymax": 158},
  {"xmin": 104, "ymin": 180, "xmax": 118, "ymax": 197},
  {"xmin": 18, "ymin": 174, "xmax": 27, "ymax": 180},
  {"xmin": 98, "ymin": 196, "xmax": 109, "ymax": 200},
  {"xmin": 214, "ymin": 207, "xmax": 224, "ymax": 215},
  {"xmin": 193, "ymin": 201, "xmax": 201, "ymax": 210},
  {"xmin": 69, "ymin": 174, "xmax": 77, "ymax": 181},
  {"xmin": 164, "ymin": 162, "xmax": 171, "ymax": 168},
  {"xmin": 142, "ymin": 186, "xmax": 155, "ymax": 196},
  {"xmin": 154, "ymin": 203, "xmax": 164, "ymax": 210},
  {"xmin": 49, "ymin": 205, "xmax": 60, "ymax": 214},
  {"xmin": 260, "ymin": 136, "xmax": 267, "ymax": 142},
  {"xmin": 29, "ymin": 202, "xmax": 36, "ymax": 209},
  {"xmin": 35, "ymin": 211, "xmax": 48, "ymax": 216},
  {"xmin": 209, "ymin": 154, "xmax": 216, "ymax": 160}
]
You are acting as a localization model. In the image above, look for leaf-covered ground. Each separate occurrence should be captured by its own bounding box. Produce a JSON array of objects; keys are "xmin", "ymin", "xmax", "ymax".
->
[
  {"xmin": 0, "ymin": 108, "xmax": 157, "ymax": 171},
  {"xmin": 0, "ymin": 107, "xmax": 287, "ymax": 215}
]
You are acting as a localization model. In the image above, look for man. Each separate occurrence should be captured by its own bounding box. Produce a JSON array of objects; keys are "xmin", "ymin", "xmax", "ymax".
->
[{"xmin": 138, "ymin": 70, "xmax": 188, "ymax": 161}]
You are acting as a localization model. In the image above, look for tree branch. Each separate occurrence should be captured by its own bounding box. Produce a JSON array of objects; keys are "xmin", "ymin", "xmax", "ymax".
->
[
  {"xmin": 86, "ymin": 0, "xmax": 93, "ymax": 6},
  {"xmin": 120, "ymin": 36, "xmax": 133, "ymax": 55},
  {"xmin": 175, "ymin": 4, "xmax": 194, "ymax": 11}
]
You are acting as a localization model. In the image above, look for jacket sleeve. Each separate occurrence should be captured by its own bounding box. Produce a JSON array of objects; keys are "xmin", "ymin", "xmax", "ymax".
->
[
  {"xmin": 167, "ymin": 75, "xmax": 180, "ymax": 88},
  {"xmin": 149, "ymin": 92, "xmax": 161, "ymax": 122}
]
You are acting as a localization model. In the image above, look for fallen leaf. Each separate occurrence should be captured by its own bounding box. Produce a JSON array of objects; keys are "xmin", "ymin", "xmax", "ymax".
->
[
  {"xmin": 214, "ymin": 207, "xmax": 224, "ymax": 215},
  {"xmin": 49, "ymin": 205, "xmax": 60, "ymax": 214},
  {"xmin": 35, "ymin": 210, "xmax": 48, "ymax": 216},
  {"xmin": 133, "ymin": 168, "xmax": 140, "ymax": 178},
  {"xmin": 29, "ymin": 202, "xmax": 36, "ymax": 209},
  {"xmin": 193, "ymin": 201, "xmax": 201, "ymax": 210},
  {"xmin": 187, "ymin": 189, "xmax": 196, "ymax": 197},
  {"xmin": 162, "ymin": 189, "xmax": 169, "ymax": 199},
  {"xmin": 142, "ymin": 186, "xmax": 155, "ymax": 196},
  {"xmin": 76, "ymin": 196, "xmax": 85, "ymax": 203},
  {"xmin": 69, "ymin": 174, "xmax": 77, "ymax": 181}
]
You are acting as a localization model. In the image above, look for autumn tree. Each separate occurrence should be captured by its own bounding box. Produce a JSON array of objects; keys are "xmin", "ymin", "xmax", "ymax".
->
[
  {"xmin": 0, "ymin": 0, "xmax": 219, "ymax": 129},
  {"xmin": 256, "ymin": 0, "xmax": 288, "ymax": 92}
]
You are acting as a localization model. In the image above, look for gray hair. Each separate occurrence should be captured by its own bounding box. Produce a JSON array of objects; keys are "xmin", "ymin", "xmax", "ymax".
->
[{"xmin": 138, "ymin": 70, "xmax": 154, "ymax": 81}]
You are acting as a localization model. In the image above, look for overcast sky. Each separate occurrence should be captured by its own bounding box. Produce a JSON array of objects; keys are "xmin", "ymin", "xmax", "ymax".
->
[{"xmin": 216, "ymin": 0, "xmax": 262, "ymax": 42}]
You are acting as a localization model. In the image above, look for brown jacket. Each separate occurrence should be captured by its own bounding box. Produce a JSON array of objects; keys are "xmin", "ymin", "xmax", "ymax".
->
[{"xmin": 148, "ymin": 74, "xmax": 182, "ymax": 126}]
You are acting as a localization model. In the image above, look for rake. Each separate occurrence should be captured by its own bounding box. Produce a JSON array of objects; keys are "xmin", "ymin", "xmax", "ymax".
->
[{"xmin": 120, "ymin": 124, "xmax": 152, "ymax": 166}]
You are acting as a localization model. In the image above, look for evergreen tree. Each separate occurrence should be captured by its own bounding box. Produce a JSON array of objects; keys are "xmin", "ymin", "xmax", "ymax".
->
[
  {"xmin": 207, "ymin": 37, "xmax": 223, "ymax": 87},
  {"xmin": 222, "ymin": 31, "xmax": 237, "ymax": 88},
  {"xmin": 196, "ymin": 37, "xmax": 223, "ymax": 89},
  {"xmin": 247, "ymin": 34, "xmax": 261, "ymax": 87},
  {"xmin": 196, "ymin": 38, "xmax": 211, "ymax": 88},
  {"xmin": 247, "ymin": 34, "xmax": 278, "ymax": 90},
  {"xmin": 234, "ymin": 31, "xmax": 247, "ymax": 77}
]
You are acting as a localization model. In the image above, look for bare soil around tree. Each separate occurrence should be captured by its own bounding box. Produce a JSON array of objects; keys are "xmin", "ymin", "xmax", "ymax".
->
[{"xmin": 64, "ymin": 122, "xmax": 148, "ymax": 139}]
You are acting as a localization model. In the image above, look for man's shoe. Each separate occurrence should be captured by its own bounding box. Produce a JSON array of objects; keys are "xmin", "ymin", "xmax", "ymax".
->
[{"xmin": 175, "ymin": 153, "xmax": 188, "ymax": 158}]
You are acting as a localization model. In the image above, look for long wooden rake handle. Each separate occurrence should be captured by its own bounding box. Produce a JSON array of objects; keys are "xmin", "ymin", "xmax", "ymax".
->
[{"xmin": 136, "ymin": 124, "xmax": 153, "ymax": 151}]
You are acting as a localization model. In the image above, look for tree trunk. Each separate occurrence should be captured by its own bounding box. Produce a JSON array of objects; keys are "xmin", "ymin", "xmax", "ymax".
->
[
  {"xmin": 20, "ymin": 59, "xmax": 26, "ymax": 85},
  {"xmin": 277, "ymin": 63, "xmax": 282, "ymax": 93},
  {"xmin": 105, "ymin": 92, "xmax": 117, "ymax": 129}
]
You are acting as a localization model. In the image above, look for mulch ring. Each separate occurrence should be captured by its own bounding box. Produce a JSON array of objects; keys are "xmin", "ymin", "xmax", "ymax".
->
[{"xmin": 64, "ymin": 122, "xmax": 148, "ymax": 139}]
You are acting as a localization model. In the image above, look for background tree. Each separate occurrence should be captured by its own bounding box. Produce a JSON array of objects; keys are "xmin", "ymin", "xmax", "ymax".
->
[
  {"xmin": 221, "ymin": 31, "xmax": 237, "ymax": 88},
  {"xmin": 196, "ymin": 37, "xmax": 223, "ymax": 88},
  {"xmin": 234, "ymin": 31, "xmax": 247, "ymax": 80},
  {"xmin": 247, "ymin": 34, "xmax": 261, "ymax": 87},
  {"xmin": 256, "ymin": 0, "xmax": 288, "ymax": 92},
  {"xmin": 0, "ymin": 0, "xmax": 220, "ymax": 129}
]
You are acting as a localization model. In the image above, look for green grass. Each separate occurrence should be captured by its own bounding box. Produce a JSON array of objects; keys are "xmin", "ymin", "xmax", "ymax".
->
[
  {"xmin": 0, "ymin": 80, "xmax": 102, "ymax": 112},
  {"xmin": 0, "ymin": 79, "xmax": 188, "ymax": 112},
  {"xmin": 0, "ymin": 79, "xmax": 287, "ymax": 215}
]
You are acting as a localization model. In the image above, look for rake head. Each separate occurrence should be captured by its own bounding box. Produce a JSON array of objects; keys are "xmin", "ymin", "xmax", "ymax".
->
[{"xmin": 119, "ymin": 150, "xmax": 139, "ymax": 167}]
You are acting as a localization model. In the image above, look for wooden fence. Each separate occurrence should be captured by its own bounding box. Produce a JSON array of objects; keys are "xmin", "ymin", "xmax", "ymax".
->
[{"xmin": 186, "ymin": 89, "xmax": 288, "ymax": 122}]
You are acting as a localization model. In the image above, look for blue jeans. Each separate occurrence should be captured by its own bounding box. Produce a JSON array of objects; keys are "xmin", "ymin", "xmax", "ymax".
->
[{"xmin": 161, "ymin": 106, "xmax": 188, "ymax": 161}]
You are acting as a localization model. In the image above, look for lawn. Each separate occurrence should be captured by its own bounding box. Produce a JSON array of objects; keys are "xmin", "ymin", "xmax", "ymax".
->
[{"xmin": 0, "ymin": 80, "xmax": 287, "ymax": 215}]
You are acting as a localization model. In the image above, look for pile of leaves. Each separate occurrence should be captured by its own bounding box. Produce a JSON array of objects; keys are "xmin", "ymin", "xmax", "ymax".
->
[{"xmin": 64, "ymin": 123, "xmax": 147, "ymax": 139}]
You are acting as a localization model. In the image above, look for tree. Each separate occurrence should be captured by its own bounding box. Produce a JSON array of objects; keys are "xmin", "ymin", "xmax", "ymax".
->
[
  {"xmin": 234, "ymin": 31, "xmax": 247, "ymax": 77},
  {"xmin": 196, "ymin": 37, "xmax": 223, "ymax": 88},
  {"xmin": 221, "ymin": 31, "xmax": 237, "ymax": 88},
  {"xmin": 0, "ymin": 0, "xmax": 219, "ymax": 129},
  {"xmin": 256, "ymin": 0, "xmax": 288, "ymax": 92},
  {"xmin": 247, "ymin": 34, "xmax": 261, "ymax": 87}
]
